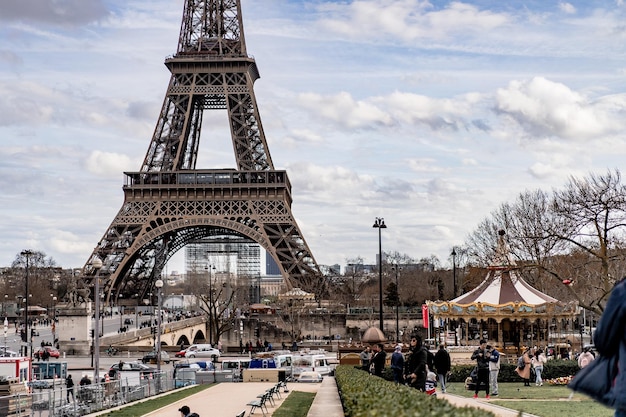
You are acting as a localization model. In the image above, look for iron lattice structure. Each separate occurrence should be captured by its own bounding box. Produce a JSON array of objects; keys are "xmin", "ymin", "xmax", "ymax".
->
[{"xmin": 80, "ymin": 0, "xmax": 321, "ymax": 303}]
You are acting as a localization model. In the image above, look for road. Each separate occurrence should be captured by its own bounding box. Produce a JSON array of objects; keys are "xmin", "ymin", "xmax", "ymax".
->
[{"xmin": 1, "ymin": 314, "xmax": 141, "ymax": 357}]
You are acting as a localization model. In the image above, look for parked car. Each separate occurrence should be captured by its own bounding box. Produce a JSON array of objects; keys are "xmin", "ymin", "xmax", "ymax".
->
[
  {"xmin": 34, "ymin": 347, "xmax": 60, "ymax": 360},
  {"xmin": 174, "ymin": 349, "xmax": 188, "ymax": 358},
  {"xmin": 184, "ymin": 344, "xmax": 220, "ymax": 359},
  {"xmin": 124, "ymin": 318, "xmax": 132, "ymax": 325},
  {"xmin": 142, "ymin": 350, "xmax": 170, "ymax": 364},
  {"xmin": 109, "ymin": 361, "xmax": 156, "ymax": 375}
]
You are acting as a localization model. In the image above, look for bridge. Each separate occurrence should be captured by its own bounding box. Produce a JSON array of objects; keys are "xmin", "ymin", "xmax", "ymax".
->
[{"xmin": 101, "ymin": 316, "xmax": 207, "ymax": 348}]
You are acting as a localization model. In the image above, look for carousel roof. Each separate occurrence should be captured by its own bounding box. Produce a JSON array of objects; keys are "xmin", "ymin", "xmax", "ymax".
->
[
  {"xmin": 427, "ymin": 230, "xmax": 578, "ymax": 320},
  {"xmin": 452, "ymin": 268, "xmax": 558, "ymax": 306}
]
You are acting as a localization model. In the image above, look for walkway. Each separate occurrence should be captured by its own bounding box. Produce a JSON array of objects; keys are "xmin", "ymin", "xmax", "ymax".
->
[{"xmin": 86, "ymin": 378, "xmax": 538, "ymax": 417}]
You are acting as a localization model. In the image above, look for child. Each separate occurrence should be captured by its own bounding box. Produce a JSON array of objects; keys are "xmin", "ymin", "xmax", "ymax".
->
[{"xmin": 425, "ymin": 365, "xmax": 437, "ymax": 396}]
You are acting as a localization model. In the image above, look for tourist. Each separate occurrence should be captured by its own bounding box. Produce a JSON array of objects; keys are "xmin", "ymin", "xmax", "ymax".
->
[
  {"xmin": 359, "ymin": 346, "xmax": 371, "ymax": 371},
  {"xmin": 404, "ymin": 334, "xmax": 427, "ymax": 391},
  {"xmin": 533, "ymin": 348, "xmax": 547, "ymax": 386},
  {"xmin": 79, "ymin": 375, "xmax": 91, "ymax": 386},
  {"xmin": 178, "ymin": 405, "xmax": 199, "ymax": 417},
  {"xmin": 433, "ymin": 344, "xmax": 451, "ymax": 393},
  {"xmin": 487, "ymin": 344, "xmax": 501, "ymax": 396},
  {"xmin": 65, "ymin": 374, "xmax": 74, "ymax": 402},
  {"xmin": 370, "ymin": 343, "xmax": 386, "ymax": 377},
  {"xmin": 578, "ymin": 346, "xmax": 595, "ymax": 369},
  {"xmin": 515, "ymin": 347, "xmax": 532, "ymax": 386},
  {"xmin": 390, "ymin": 344, "xmax": 405, "ymax": 384},
  {"xmin": 471, "ymin": 339, "xmax": 490, "ymax": 399},
  {"xmin": 589, "ymin": 278, "xmax": 626, "ymax": 417}
]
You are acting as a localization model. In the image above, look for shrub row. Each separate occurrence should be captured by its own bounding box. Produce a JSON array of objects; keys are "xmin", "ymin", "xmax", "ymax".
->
[{"xmin": 335, "ymin": 365, "xmax": 495, "ymax": 417}]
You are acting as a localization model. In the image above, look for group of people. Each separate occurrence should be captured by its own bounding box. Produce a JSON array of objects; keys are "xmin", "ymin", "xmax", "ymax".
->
[{"xmin": 360, "ymin": 334, "xmax": 452, "ymax": 396}]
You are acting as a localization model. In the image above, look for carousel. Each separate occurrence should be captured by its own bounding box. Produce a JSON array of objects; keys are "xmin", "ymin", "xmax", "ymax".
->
[{"xmin": 428, "ymin": 232, "xmax": 579, "ymax": 356}]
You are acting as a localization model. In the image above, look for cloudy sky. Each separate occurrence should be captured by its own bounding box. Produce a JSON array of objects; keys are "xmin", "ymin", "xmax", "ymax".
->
[{"xmin": 1, "ymin": 0, "xmax": 626, "ymax": 273}]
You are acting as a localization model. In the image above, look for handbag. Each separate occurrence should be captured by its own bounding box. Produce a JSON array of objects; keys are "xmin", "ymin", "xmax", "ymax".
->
[{"xmin": 568, "ymin": 354, "xmax": 618, "ymax": 407}]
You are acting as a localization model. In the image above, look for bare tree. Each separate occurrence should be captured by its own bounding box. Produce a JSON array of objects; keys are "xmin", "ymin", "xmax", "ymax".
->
[{"xmin": 465, "ymin": 169, "xmax": 626, "ymax": 315}]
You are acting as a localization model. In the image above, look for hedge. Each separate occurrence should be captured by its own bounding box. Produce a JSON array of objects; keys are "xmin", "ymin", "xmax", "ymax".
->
[
  {"xmin": 335, "ymin": 365, "xmax": 495, "ymax": 417},
  {"xmin": 447, "ymin": 359, "xmax": 580, "ymax": 383}
]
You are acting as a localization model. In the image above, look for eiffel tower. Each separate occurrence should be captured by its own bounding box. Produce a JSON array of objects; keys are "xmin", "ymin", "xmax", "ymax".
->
[{"xmin": 81, "ymin": 0, "xmax": 321, "ymax": 303}]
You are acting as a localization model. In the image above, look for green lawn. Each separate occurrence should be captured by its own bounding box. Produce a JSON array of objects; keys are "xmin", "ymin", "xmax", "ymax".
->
[
  {"xmin": 103, "ymin": 384, "xmax": 212, "ymax": 417},
  {"xmin": 446, "ymin": 382, "xmax": 614, "ymax": 417},
  {"xmin": 272, "ymin": 391, "xmax": 316, "ymax": 417}
]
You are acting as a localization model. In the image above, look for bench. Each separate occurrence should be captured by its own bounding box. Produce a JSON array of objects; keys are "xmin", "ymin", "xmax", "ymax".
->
[{"xmin": 247, "ymin": 392, "xmax": 270, "ymax": 416}]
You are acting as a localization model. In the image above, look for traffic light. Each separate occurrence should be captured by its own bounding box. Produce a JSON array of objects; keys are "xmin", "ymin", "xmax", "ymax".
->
[
  {"xmin": 90, "ymin": 329, "xmax": 95, "ymax": 338},
  {"xmin": 254, "ymin": 327, "xmax": 259, "ymax": 337}
]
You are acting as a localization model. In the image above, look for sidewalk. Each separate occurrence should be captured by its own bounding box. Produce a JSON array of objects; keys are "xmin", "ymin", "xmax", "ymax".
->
[
  {"xmin": 439, "ymin": 392, "xmax": 539, "ymax": 417},
  {"xmin": 142, "ymin": 381, "xmax": 320, "ymax": 417}
]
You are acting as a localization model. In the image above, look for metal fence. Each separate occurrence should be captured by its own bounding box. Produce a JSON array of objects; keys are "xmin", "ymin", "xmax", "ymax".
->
[{"xmin": 0, "ymin": 372, "xmax": 175, "ymax": 417}]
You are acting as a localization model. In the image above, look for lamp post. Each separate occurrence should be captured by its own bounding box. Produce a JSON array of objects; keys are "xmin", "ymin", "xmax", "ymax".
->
[
  {"xmin": 393, "ymin": 265, "xmax": 401, "ymax": 342},
  {"xmin": 154, "ymin": 279, "xmax": 164, "ymax": 392},
  {"xmin": 205, "ymin": 264, "xmax": 215, "ymax": 345},
  {"xmin": 451, "ymin": 249, "xmax": 457, "ymax": 298},
  {"xmin": 372, "ymin": 218, "xmax": 386, "ymax": 332},
  {"xmin": 91, "ymin": 257, "xmax": 103, "ymax": 382},
  {"xmin": 20, "ymin": 250, "xmax": 33, "ymax": 359},
  {"xmin": 51, "ymin": 295, "xmax": 57, "ymax": 345}
]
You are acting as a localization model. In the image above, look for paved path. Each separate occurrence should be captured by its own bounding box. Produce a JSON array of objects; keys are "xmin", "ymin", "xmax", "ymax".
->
[
  {"xmin": 142, "ymin": 381, "xmax": 320, "ymax": 417},
  {"xmin": 439, "ymin": 392, "xmax": 539, "ymax": 417}
]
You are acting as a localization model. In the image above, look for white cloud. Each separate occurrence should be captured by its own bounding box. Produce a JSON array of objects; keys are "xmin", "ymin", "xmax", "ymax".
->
[
  {"xmin": 494, "ymin": 76, "xmax": 626, "ymax": 140},
  {"xmin": 85, "ymin": 150, "xmax": 136, "ymax": 177},
  {"xmin": 559, "ymin": 2, "xmax": 577, "ymax": 14}
]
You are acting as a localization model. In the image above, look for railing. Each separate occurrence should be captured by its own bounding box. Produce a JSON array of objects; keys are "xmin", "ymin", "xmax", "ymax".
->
[
  {"xmin": 6, "ymin": 372, "xmax": 176, "ymax": 417},
  {"xmin": 124, "ymin": 170, "xmax": 289, "ymax": 189}
]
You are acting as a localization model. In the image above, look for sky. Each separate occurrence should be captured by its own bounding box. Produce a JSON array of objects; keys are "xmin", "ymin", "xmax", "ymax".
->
[{"xmin": 1, "ymin": 0, "xmax": 626, "ymax": 273}]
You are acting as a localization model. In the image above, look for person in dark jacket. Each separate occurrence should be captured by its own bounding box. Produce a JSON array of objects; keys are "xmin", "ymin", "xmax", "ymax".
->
[
  {"xmin": 591, "ymin": 278, "xmax": 626, "ymax": 417},
  {"xmin": 390, "ymin": 345, "xmax": 405, "ymax": 384},
  {"xmin": 404, "ymin": 334, "xmax": 427, "ymax": 390},
  {"xmin": 370, "ymin": 343, "xmax": 386, "ymax": 377},
  {"xmin": 434, "ymin": 344, "xmax": 451, "ymax": 393},
  {"xmin": 471, "ymin": 339, "xmax": 490, "ymax": 399}
]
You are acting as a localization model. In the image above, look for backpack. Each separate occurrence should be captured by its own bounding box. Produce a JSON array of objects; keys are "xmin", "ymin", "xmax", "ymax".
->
[
  {"xmin": 188, "ymin": 413, "xmax": 200, "ymax": 417},
  {"xmin": 517, "ymin": 355, "xmax": 525, "ymax": 370}
]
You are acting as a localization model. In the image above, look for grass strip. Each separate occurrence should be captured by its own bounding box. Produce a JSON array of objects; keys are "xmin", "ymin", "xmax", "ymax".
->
[
  {"xmin": 103, "ymin": 384, "xmax": 212, "ymax": 417},
  {"xmin": 272, "ymin": 391, "xmax": 316, "ymax": 417},
  {"xmin": 493, "ymin": 400, "xmax": 614, "ymax": 417}
]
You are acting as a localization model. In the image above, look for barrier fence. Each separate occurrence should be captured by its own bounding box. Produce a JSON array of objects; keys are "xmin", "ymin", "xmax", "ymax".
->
[{"xmin": 1, "ymin": 371, "xmax": 175, "ymax": 417}]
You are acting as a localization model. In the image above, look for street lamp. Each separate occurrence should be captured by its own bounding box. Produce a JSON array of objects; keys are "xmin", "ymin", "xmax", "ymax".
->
[
  {"xmin": 205, "ymin": 264, "xmax": 215, "ymax": 345},
  {"xmin": 51, "ymin": 296, "xmax": 57, "ymax": 345},
  {"xmin": 372, "ymin": 218, "xmax": 386, "ymax": 332},
  {"xmin": 451, "ymin": 248, "xmax": 457, "ymax": 298},
  {"xmin": 154, "ymin": 279, "xmax": 164, "ymax": 393},
  {"xmin": 20, "ymin": 250, "xmax": 33, "ymax": 359},
  {"xmin": 392, "ymin": 265, "xmax": 402, "ymax": 342},
  {"xmin": 91, "ymin": 257, "xmax": 103, "ymax": 382}
]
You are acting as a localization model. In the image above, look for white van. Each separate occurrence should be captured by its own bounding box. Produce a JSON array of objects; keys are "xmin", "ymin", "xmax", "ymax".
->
[
  {"xmin": 292, "ymin": 354, "xmax": 332, "ymax": 377},
  {"xmin": 221, "ymin": 358, "xmax": 251, "ymax": 381}
]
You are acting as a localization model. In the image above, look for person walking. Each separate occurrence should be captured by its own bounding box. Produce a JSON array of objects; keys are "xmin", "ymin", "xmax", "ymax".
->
[
  {"xmin": 515, "ymin": 347, "xmax": 532, "ymax": 386},
  {"xmin": 486, "ymin": 344, "xmax": 501, "ymax": 396},
  {"xmin": 433, "ymin": 344, "xmax": 451, "ymax": 393},
  {"xmin": 65, "ymin": 374, "xmax": 74, "ymax": 403},
  {"xmin": 578, "ymin": 346, "xmax": 595, "ymax": 369},
  {"xmin": 404, "ymin": 334, "xmax": 428, "ymax": 391},
  {"xmin": 533, "ymin": 348, "xmax": 547, "ymax": 386},
  {"xmin": 370, "ymin": 343, "xmax": 387, "ymax": 377},
  {"xmin": 471, "ymin": 339, "xmax": 490, "ymax": 399},
  {"xmin": 390, "ymin": 345, "xmax": 405, "ymax": 384}
]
